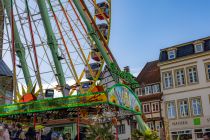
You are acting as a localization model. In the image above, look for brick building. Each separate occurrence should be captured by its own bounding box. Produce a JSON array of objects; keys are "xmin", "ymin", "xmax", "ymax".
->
[{"xmin": 135, "ymin": 60, "xmax": 165, "ymax": 138}]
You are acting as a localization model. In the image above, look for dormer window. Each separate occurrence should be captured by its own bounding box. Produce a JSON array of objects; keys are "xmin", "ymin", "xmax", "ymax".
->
[
  {"xmin": 168, "ymin": 50, "xmax": 176, "ymax": 60},
  {"xmin": 194, "ymin": 43, "xmax": 204, "ymax": 53}
]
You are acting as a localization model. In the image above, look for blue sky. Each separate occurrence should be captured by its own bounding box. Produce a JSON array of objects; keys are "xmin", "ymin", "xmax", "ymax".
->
[{"xmin": 109, "ymin": 0, "xmax": 210, "ymax": 75}]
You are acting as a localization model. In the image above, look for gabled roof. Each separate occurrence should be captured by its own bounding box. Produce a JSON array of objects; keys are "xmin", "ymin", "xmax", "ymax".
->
[
  {"xmin": 136, "ymin": 60, "xmax": 160, "ymax": 85},
  {"xmin": 0, "ymin": 59, "xmax": 13, "ymax": 77}
]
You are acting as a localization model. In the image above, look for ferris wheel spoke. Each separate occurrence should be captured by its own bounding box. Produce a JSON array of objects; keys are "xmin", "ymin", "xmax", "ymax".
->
[
  {"xmin": 47, "ymin": 0, "xmax": 79, "ymax": 82},
  {"xmin": 28, "ymin": 8, "xmax": 61, "ymax": 85},
  {"xmin": 13, "ymin": 0, "xmax": 42, "ymax": 91},
  {"xmin": 2, "ymin": 0, "xmax": 112, "ymax": 97},
  {"xmin": 56, "ymin": 0, "xmax": 98, "ymax": 81}
]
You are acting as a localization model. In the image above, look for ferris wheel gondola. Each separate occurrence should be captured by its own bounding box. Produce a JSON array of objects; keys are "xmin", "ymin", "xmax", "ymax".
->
[{"xmin": 1, "ymin": 0, "xmax": 112, "ymax": 99}]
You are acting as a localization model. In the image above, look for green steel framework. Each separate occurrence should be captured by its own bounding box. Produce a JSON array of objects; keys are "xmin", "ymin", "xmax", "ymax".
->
[
  {"xmin": 1, "ymin": 0, "xmax": 151, "ymax": 136},
  {"xmin": 72, "ymin": 0, "xmax": 149, "ymax": 134},
  {"xmin": 36, "ymin": 0, "xmax": 66, "ymax": 93},
  {"xmin": 3, "ymin": 0, "xmax": 33, "ymax": 90}
]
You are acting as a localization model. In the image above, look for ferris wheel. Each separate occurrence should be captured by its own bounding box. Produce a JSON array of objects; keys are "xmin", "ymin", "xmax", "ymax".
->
[{"xmin": 1, "ymin": 0, "xmax": 114, "ymax": 100}]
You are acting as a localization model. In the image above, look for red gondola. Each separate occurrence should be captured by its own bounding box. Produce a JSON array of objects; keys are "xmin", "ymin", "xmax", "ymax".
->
[
  {"xmin": 91, "ymin": 50, "xmax": 102, "ymax": 62},
  {"xmin": 95, "ymin": 2, "xmax": 109, "ymax": 20}
]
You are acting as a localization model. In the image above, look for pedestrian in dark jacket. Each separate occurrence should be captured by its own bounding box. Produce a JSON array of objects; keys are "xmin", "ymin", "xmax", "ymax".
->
[{"xmin": 25, "ymin": 127, "xmax": 36, "ymax": 140}]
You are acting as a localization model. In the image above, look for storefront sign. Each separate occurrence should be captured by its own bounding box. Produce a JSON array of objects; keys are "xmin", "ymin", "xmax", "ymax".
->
[
  {"xmin": 171, "ymin": 120, "xmax": 188, "ymax": 126},
  {"xmin": 0, "ymin": 92, "xmax": 107, "ymax": 117}
]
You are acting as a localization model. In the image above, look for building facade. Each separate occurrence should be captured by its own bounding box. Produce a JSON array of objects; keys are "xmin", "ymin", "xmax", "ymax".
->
[
  {"xmin": 159, "ymin": 37, "xmax": 210, "ymax": 140},
  {"xmin": 0, "ymin": 59, "xmax": 13, "ymax": 104},
  {"xmin": 135, "ymin": 60, "xmax": 165, "ymax": 138}
]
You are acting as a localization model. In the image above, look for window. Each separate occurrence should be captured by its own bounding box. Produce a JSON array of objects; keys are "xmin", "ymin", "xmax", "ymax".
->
[
  {"xmin": 156, "ymin": 124, "xmax": 160, "ymax": 131},
  {"xmin": 187, "ymin": 66, "xmax": 198, "ymax": 84},
  {"xmin": 144, "ymin": 86, "xmax": 152, "ymax": 95},
  {"xmin": 117, "ymin": 124, "xmax": 125, "ymax": 134},
  {"xmin": 168, "ymin": 50, "xmax": 176, "ymax": 60},
  {"xmin": 194, "ymin": 43, "xmax": 204, "ymax": 53},
  {"xmin": 163, "ymin": 71, "xmax": 173, "ymax": 89},
  {"xmin": 143, "ymin": 103, "xmax": 151, "ymax": 113},
  {"xmin": 205, "ymin": 63, "xmax": 210, "ymax": 81},
  {"xmin": 166, "ymin": 101, "xmax": 176, "ymax": 119},
  {"xmin": 194, "ymin": 129, "xmax": 203, "ymax": 139},
  {"xmin": 147, "ymin": 122, "xmax": 154, "ymax": 130},
  {"xmin": 191, "ymin": 97, "xmax": 202, "ymax": 116},
  {"xmin": 152, "ymin": 84, "xmax": 160, "ymax": 93},
  {"xmin": 175, "ymin": 69, "xmax": 185, "ymax": 86},
  {"xmin": 135, "ymin": 88, "xmax": 139, "ymax": 95},
  {"xmin": 152, "ymin": 102, "xmax": 160, "ymax": 112},
  {"xmin": 178, "ymin": 99, "xmax": 189, "ymax": 118},
  {"xmin": 135, "ymin": 88, "xmax": 142, "ymax": 96}
]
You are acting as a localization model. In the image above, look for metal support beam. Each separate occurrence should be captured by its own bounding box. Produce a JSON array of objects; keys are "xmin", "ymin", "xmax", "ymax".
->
[
  {"xmin": 73, "ymin": 0, "xmax": 151, "ymax": 135},
  {"xmin": 73, "ymin": 0, "xmax": 112, "ymax": 66},
  {"xmin": 36, "ymin": 0, "xmax": 66, "ymax": 95},
  {"xmin": 2, "ymin": 0, "xmax": 33, "ymax": 90}
]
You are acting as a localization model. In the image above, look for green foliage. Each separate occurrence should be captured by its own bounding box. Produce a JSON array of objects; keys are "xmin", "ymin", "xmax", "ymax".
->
[
  {"xmin": 132, "ymin": 129, "xmax": 143, "ymax": 140},
  {"xmin": 132, "ymin": 129, "xmax": 160, "ymax": 140},
  {"xmin": 86, "ymin": 123, "xmax": 115, "ymax": 140}
]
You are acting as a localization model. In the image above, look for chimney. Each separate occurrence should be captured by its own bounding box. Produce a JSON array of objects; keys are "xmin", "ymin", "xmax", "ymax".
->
[{"xmin": 124, "ymin": 66, "xmax": 130, "ymax": 73}]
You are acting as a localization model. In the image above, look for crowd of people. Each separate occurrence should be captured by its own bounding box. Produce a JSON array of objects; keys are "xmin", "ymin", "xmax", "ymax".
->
[{"xmin": 0, "ymin": 123, "xmax": 72, "ymax": 140}]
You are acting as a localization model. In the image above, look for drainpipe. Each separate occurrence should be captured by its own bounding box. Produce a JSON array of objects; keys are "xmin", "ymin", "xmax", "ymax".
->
[{"xmin": 160, "ymin": 96, "xmax": 166, "ymax": 140}]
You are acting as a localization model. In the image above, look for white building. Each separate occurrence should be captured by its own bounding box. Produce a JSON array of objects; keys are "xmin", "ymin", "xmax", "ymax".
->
[{"xmin": 159, "ymin": 37, "xmax": 210, "ymax": 140}]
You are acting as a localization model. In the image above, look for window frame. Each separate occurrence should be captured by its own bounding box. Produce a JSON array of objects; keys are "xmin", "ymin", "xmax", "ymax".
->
[
  {"xmin": 186, "ymin": 66, "xmax": 199, "ymax": 85},
  {"xmin": 177, "ymin": 98, "xmax": 190, "ymax": 118},
  {"xmin": 152, "ymin": 84, "xmax": 160, "ymax": 93},
  {"xmin": 144, "ymin": 85, "xmax": 153, "ymax": 95},
  {"xmin": 167, "ymin": 49, "xmax": 176, "ymax": 60},
  {"xmin": 166, "ymin": 101, "xmax": 177, "ymax": 119},
  {"xmin": 143, "ymin": 103, "xmax": 151, "ymax": 114},
  {"xmin": 152, "ymin": 102, "xmax": 160, "ymax": 113},
  {"xmin": 174, "ymin": 68, "xmax": 186, "ymax": 87},
  {"xmin": 147, "ymin": 122, "xmax": 154, "ymax": 130},
  {"xmin": 194, "ymin": 43, "xmax": 204, "ymax": 53},
  {"xmin": 117, "ymin": 124, "xmax": 126, "ymax": 134},
  {"xmin": 190, "ymin": 96, "xmax": 203, "ymax": 117},
  {"xmin": 162, "ymin": 71, "xmax": 173, "ymax": 89},
  {"xmin": 205, "ymin": 62, "xmax": 210, "ymax": 82}
]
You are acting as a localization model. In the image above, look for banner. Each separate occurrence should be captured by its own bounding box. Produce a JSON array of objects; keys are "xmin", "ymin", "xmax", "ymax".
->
[
  {"xmin": 107, "ymin": 84, "xmax": 142, "ymax": 115},
  {"xmin": 0, "ymin": 92, "xmax": 107, "ymax": 117}
]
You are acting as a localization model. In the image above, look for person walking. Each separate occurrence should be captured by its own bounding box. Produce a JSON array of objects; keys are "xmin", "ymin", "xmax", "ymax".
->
[
  {"xmin": 3, "ymin": 124, "xmax": 10, "ymax": 140},
  {"xmin": 0, "ymin": 125, "xmax": 4, "ymax": 140},
  {"xmin": 64, "ymin": 133, "xmax": 71, "ymax": 140},
  {"xmin": 25, "ymin": 127, "xmax": 36, "ymax": 140},
  {"xmin": 203, "ymin": 132, "xmax": 210, "ymax": 140},
  {"xmin": 13, "ymin": 123, "xmax": 25, "ymax": 140}
]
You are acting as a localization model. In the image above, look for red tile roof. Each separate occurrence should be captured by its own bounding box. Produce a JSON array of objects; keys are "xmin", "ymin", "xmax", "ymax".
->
[{"xmin": 136, "ymin": 60, "xmax": 160, "ymax": 85}]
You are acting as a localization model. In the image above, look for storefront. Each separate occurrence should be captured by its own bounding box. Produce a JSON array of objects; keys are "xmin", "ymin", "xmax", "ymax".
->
[{"xmin": 169, "ymin": 116, "xmax": 210, "ymax": 140}]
